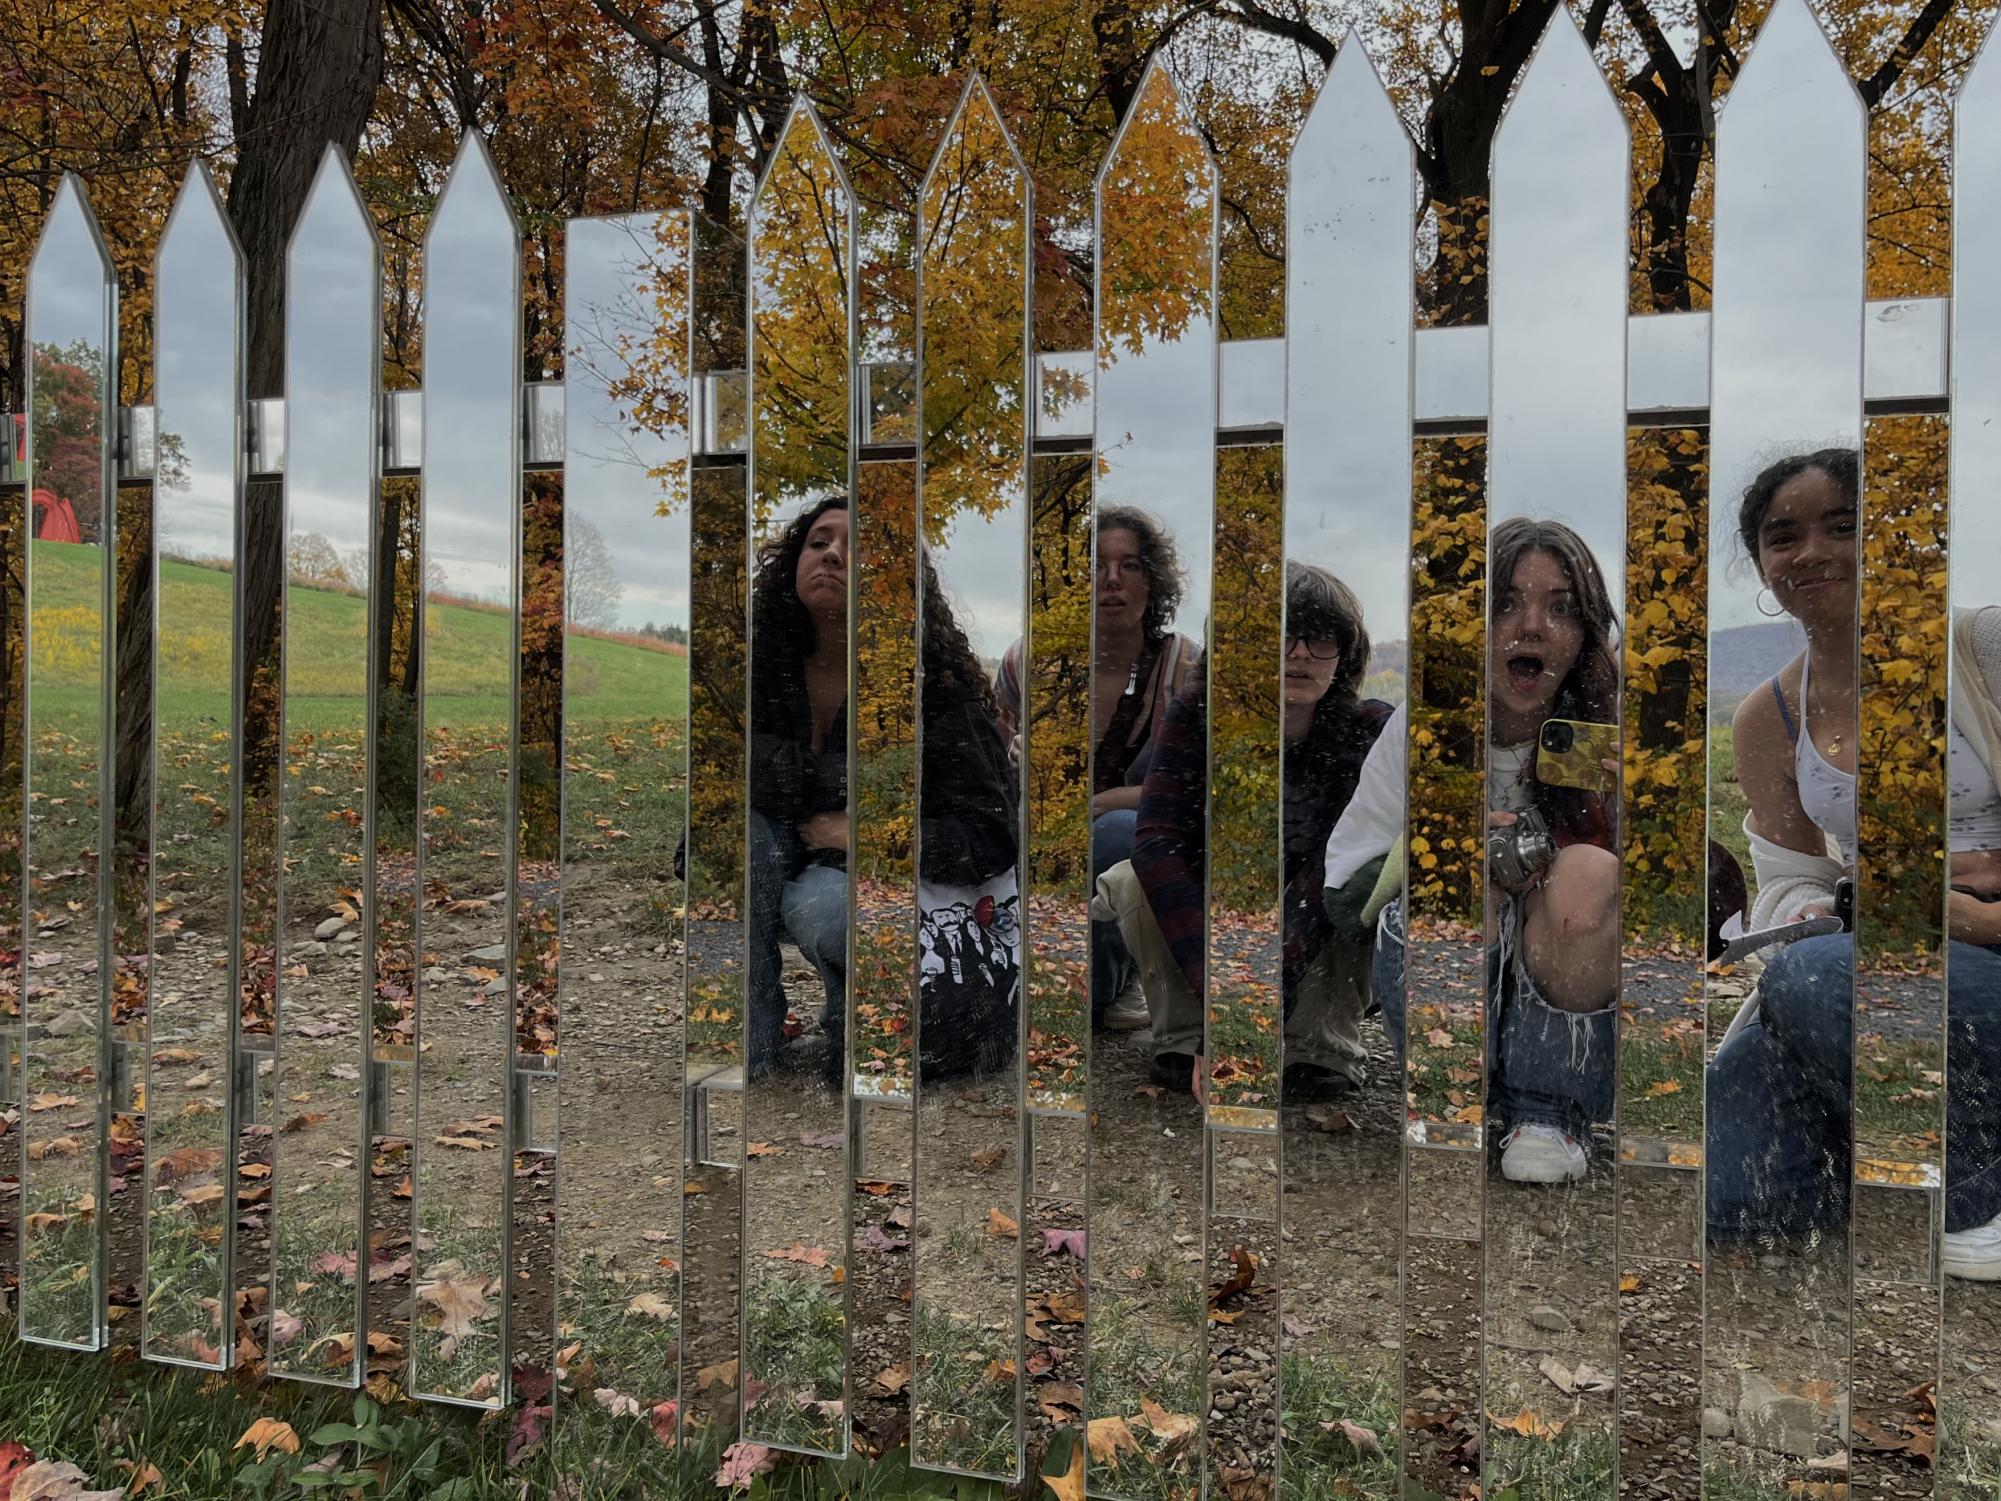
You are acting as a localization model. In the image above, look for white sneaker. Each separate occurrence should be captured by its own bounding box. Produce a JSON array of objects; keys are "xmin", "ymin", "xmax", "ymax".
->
[
  {"xmin": 1499, "ymin": 1123, "xmax": 1588, "ymax": 1184},
  {"xmin": 1103, "ymin": 983, "xmax": 1150, "ymax": 1030},
  {"xmin": 1946, "ymin": 1212, "xmax": 2001, "ymax": 1280}
]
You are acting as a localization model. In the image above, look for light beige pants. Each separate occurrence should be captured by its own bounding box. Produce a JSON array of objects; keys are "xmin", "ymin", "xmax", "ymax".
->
[{"xmin": 1089, "ymin": 858, "xmax": 1370, "ymax": 1084}]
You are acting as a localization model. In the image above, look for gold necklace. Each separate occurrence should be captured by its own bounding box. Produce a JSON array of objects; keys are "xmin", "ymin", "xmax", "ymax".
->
[{"xmin": 1807, "ymin": 664, "xmax": 1846, "ymax": 758}]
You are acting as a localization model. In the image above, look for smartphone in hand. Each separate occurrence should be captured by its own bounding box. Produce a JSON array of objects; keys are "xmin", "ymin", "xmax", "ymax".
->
[{"xmin": 1536, "ymin": 718, "xmax": 1619, "ymax": 794}]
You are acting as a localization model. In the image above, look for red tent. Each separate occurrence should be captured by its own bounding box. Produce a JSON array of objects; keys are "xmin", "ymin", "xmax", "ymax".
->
[{"xmin": 32, "ymin": 488, "xmax": 82, "ymax": 543}]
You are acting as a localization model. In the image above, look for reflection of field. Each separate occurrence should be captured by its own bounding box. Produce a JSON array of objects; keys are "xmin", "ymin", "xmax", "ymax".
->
[
  {"xmin": 1024, "ymin": 895, "xmax": 1087, "ymax": 1103},
  {"xmin": 912, "ymin": 1069, "xmax": 1020, "ymax": 1476}
]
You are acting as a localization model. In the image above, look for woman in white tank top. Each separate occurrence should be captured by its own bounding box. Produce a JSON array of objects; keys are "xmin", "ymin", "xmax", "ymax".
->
[{"xmin": 1708, "ymin": 451, "xmax": 2001, "ymax": 1282}]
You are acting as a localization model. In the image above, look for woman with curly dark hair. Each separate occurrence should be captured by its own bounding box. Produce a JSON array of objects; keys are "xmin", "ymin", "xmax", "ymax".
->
[
  {"xmin": 747, "ymin": 493, "xmax": 1019, "ymax": 1083},
  {"xmin": 994, "ymin": 503, "xmax": 1202, "ymax": 1028}
]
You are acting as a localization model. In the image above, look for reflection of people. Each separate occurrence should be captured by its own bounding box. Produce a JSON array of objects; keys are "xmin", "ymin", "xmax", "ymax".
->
[
  {"xmin": 1706, "ymin": 452, "xmax": 2001, "ymax": 1277},
  {"xmin": 747, "ymin": 495, "xmax": 853, "ymax": 1084},
  {"xmin": 996, "ymin": 505, "xmax": 1201, "ymax": 1028},
  {"xmin": 917, "ymin": 548, "xmax": 1021, "ymax": 1081},
  {"xmin": 1090, "ymin": 565, "xmax": 1391, "ymax": 1098},
  {"xmin": 1336, "ymin": 516, "xmax": 1621, "ymax": 1183}
]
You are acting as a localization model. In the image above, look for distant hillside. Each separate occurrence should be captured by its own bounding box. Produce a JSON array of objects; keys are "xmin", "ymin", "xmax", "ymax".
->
[{"xmin": 1707, "ymin": 621, "xmax": 1803, "ymax": 723}]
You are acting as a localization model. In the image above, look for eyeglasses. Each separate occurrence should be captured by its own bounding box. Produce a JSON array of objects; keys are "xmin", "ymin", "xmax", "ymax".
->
[
  {"xmin": 1095, "ymin": 557, "xmax": 1146, "ymax": 581},
  {"xmin": 1286, "ymin": 635, "xmax": 1341, "ymax": 660}
]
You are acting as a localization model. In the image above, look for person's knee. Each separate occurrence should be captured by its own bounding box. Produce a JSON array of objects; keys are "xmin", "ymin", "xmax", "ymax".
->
[
  {"xmin": 783, "ymin": 874, "xmax": 849, "ymax": 973},
  {"xmin": 1540, "ymin": 844, "xmax": 1618, "ymax": 936},
  {"xmin": 1092, "ymin": 808, "xmax": 1138, "ymax": 870}
]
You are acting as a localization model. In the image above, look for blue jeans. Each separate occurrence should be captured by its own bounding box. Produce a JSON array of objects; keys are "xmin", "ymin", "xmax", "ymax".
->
[
  {"xmin": 1707, "ymin": 935, "xmax": 2001, "ymax": 1238},
  {"xmin": 1371, "ymin": 899, "xmax": 1615, "ymax": 1138},
  {"xmin": 747, "ymin": 811, "xmax": 849, "ymax": 1076},
  {"xmin": 1092, "ymin": 808, "xmax": 1137, "ymax": 1020}
]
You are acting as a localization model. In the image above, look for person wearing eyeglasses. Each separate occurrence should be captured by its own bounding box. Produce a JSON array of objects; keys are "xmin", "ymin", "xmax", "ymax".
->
[
  {"xmin": 1089, "ymin": 563, "xmax": 1393, "ymax": 1098},
  {"xmin": 994, "ymin": 504, "xmax": 1201, "ymax": 1031}
]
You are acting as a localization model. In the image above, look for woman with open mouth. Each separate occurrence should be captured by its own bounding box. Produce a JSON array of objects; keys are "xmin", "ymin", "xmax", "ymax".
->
[
  {"xmin": 1327, "ymin": 514, "xmax": 1622, "ymax": 1184},
  {"xmin": 1706, "ymin": 449, "xmax": 2001, "ymax": 1279}
]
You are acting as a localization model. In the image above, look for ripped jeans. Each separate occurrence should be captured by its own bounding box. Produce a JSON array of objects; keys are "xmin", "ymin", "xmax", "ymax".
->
[
  {"xmin": 1707, "ymin": 935, "xmax": 2001, "ymax": 1239},
  {"xmin": 1370, "ymin": 897, "xmax": 1615, "ymax": 1138}
]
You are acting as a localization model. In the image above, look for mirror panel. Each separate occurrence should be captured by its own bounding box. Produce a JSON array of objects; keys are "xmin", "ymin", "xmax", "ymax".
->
[
  {"xmin": 1277, "ymin": 34, "xmax": 1412, "ymax": 1500},
  {"xmin": 271, "ymin": 148, "xmax": 378, "ymax": 1385},
  {"xmin": 679, "ymin": 207, "xmax": 751, "ymax": 1446},
  {"xmin": 911, "ymin": 76, "xmax": 1029, "ymax": 1481},
  {"xmin": 19, "ymin": 175, "xmax": 117, "ymax": 1350},
  {"xmin": 1478, "ymin": 16, "xmax": 1626, "ymax": 1492},
  {"xmin": 554, "ymin": 210, "xmax": 693, "ymax": 1463},
  {"xmin": 1701, "ymin": 0, "xmax": 1865, "ymax": 1488},
  {"xmin": 743, "ymin": 99, "xmax": 853, "ymax": 1457},
  {"xmin": 144, "ymin": 166, "xmax": 244, "ymax": 1367},
  {"xmin": 1086, "ymin": 58, "xmax": 1215, "ymax": 1501},
  {"xmin": 411, "ymin": 137, "xmax": 520, "ymax": 1408},
  {"xmin": 1941, "ymin": 30, "xmax": 2001, "ymax": 1490}
]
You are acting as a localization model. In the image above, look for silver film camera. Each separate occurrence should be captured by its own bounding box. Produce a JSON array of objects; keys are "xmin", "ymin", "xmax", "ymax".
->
[{"xmin": 1487, "ymin": 806, "xmax": 1557, "ymax": 894}]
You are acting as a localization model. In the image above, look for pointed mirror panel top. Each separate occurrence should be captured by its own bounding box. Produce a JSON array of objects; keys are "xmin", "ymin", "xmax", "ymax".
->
[
  {"xmin": 1094, "ymin": 57, "xmax": 1218, "ymax": 367},
  {"xmin": 159, "ymin": 160, "xmax": 242, "ymax": 272},
  {"xmin": 748, "ymin": 96, "xmax": 853, "ymax": 529},
  {"xmin": 1488, "ymin": 4, "xmax": 1628, "ymax": 565},
  {"xmin": 919, "ymin": 73, "xmax": 1030, "ymax": 532},
  {"xmin": 30, "ymin": 172, "xmax": 115, "ymax": 284},
  {"xmin": 1708, "ymin": 0, "xmax": 1865, "ymax": 626},
  {"xmin": 1285, "ymin": 30, "xmax": 1414, "ymax": 645},
  {"xmin": 426, "ymin": 131, "xmax": 521, "ymax": 251},
  {"xmin": 1093, "ymin": 56, "xmax": 1218, "ymax": 635},
  {"xmin": 290, "ymin": 145, "xmax": 379, "ymax": 262}
]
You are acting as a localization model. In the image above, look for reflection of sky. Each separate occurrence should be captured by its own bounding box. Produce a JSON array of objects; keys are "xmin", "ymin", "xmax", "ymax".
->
[
  {"xmin": 1489, "ymin": 14, "xmax": 1628, "ymax": 622},
  {"xmin": 424, "ymin": 148, "xmax": 518, "ymax": 608},
  {"xmin": 566, "ymin": 215, "xmax": 691, "ymax": 633},
  {"xmin": 1954, "ymin": 39, "xmax": 2001, "ymax": 617},
  {"xmin": 1707, "ymin": 0, "xmax": 1865, "ymax": 631},
  {"xmin": 1285, "ymin": 37, "xmax": 1415, "ymax": 666},
  {"xmin": 1096, "ymin": 320, "xmax": 1216, "ymax": 638},
  {"xmin": 929, "ymin": 504, "xmax": 1023, "ymax": 662},
  {"xmin": 287, "ymin": 162, "xmax": 377, "ymax": 580},
  {"xmin": 28, "ymin": 183, "xmax": 112, "ymax": 535},
  {"xmin": 155, "ymin": 176, "xmax": 239, "ymax": 566}
]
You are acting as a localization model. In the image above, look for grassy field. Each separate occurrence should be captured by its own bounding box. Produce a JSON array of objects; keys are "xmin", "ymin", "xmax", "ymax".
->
[{"xmin": 28, "ymin": 541, "xmax": 687, "ymax": 732}]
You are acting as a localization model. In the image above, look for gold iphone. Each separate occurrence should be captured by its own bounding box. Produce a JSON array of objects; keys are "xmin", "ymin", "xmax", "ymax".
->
[{"xmin": 1536, "ymin": 718, "xmax": 1619, "ymax": 794}]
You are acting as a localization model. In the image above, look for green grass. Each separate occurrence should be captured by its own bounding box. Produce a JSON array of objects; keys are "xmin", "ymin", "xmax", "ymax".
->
[
  {"xmin": 909, "ymin": 1304, "xmax": 1017, "ymax": 1477},
  {"xmin": 1278, "ymin": 1352, "xmax": 1400, "ymax": 1498},
  {"xmin": 1708, "ymin": 724, "xmax": 1751, "ymax": 880},
  {"xmin": 742, "ymin": 1270, "xmax": 847, "ymax": 1452},
  {"xmin": 27, "ymin": 542, "xmax": 687, "ymax": 733},
  {"xmin": 1619, "ymin": 1016, "xmax": 1704, "ymax": 1140}
]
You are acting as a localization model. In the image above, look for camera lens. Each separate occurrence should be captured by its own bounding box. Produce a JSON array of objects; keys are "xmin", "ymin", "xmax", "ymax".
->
[{"xmin": 1541, "ymin": 721, "xmax": 1573, "ymax": 753}]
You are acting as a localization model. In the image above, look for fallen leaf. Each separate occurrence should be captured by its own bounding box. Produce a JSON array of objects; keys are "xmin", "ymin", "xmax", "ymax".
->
[
  {"xmin": 1138, "ymin": 1397, "xmax": 1198, "ymax": 1443},
  {"xmin": 6, "ymin": 1460, "xmax": 125, "ymax": 1501},
  {"xmin": 234, "ymin": 1418, "xmax": 302, "ymax": 1460},
  {"xmin": 868, "ymin": 1363, "xmax": 911, "ymax": 1396},
  {"xmin": 626, "ymin": 1291, "xmax": 675, "ymax": 1320},
  {"xmin": 987, "ymin": 1208, "xmax": 1019, "ymax": 1239},
  {"xmin": 1210, "ymin": 1245, "xmax": 1257, "ymax": 1307},
  {"xmin": 696, "ymin": 1359, "xmax": 740, "ymax": 1392},
  {"xmin": 593, "ymin": 1388, "xmax": 643, "ymax": 1419},
  {"xmin": 0, "ymin": 1443, "xmax": 36, "ymax": 1496},
  {"xmin": 415, "ymin": 1260, "xmax": 493, "ymax": 1340},
  {"xmin": 970, "ymin": 1148, "xmax": 1004, "ymax": 1171},
  {"xmin": 745, "ymin": 1141, "xmax": 783, "ymax": 1158},
  {"xmin": 1044, "ymin": 1441, "xmax": 1085, "ymax": 1501},
  {"xmin": 1086, "ymin": 1416, "xmax": 1138, "ymax": 1465},
  {"xmin": 114, "ymin": 1458, "xmax": 163, "ymax": 1496},
  {"xmin": 1645, "ymin": 1079, "xmax": 1683, "ymax": 1097},
  {"xmin": 1318, "ymin": 1418, "xmax": 1382, "ymax": 1459},
  {"xmin": 1487, "ymin": 1407, "xmax": 1565, "ymax": 1440},
  {"xmin": 153, "ymin": 1048, "xmax": 203, "ymax": 1066},
  {"xmin": 433, "ymin": 1135, "xmax": 497, "ymax": 1151},
  {"xmin": 1619, "ymin": 1273, "xmax": 1642, "ymax": 1293},
  {"xmin": 762, "ymin": 1243, "xmax": 833, "ymax": 1268},
  {"xmin": 714, "ymin": 1442, "xmax": 776, "ymax": 1491}
]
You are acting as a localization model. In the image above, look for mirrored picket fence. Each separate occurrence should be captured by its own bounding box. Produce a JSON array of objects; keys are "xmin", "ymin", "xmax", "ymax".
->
[{"xmin": 5, "ymin": 5, "xmax": 2001, "ymax": 1496}]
